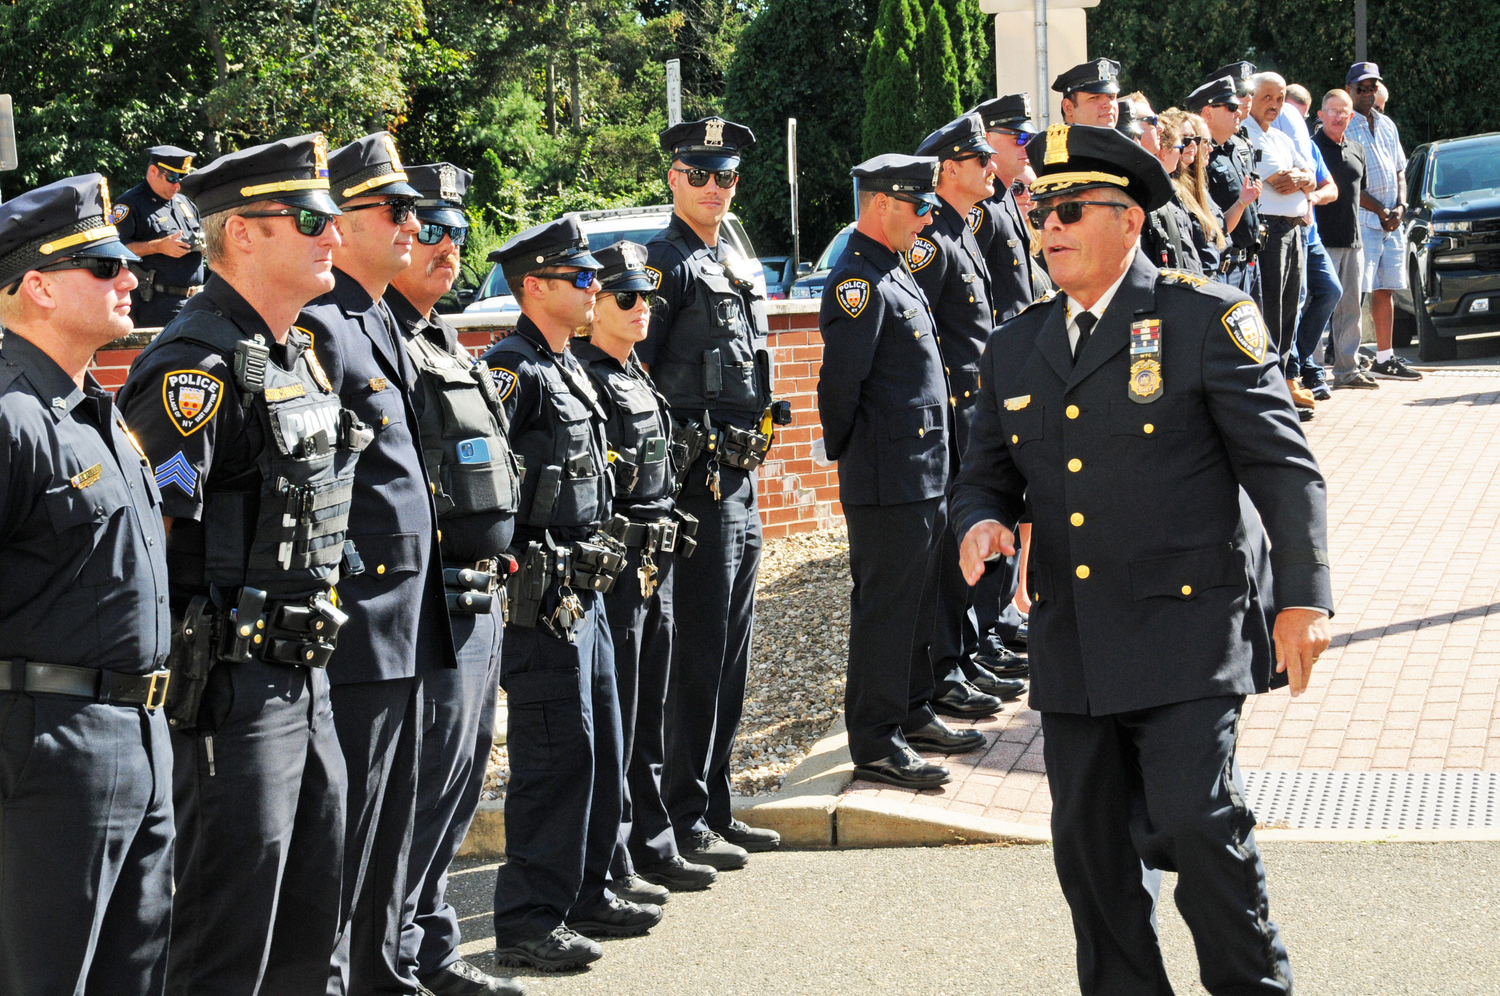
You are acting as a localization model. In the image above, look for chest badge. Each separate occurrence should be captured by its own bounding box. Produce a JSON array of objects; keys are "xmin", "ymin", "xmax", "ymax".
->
[
  {"xmin": 70, "ymin": 463, "xmax": 103, "ymax": 489},
  {"xmin": 368, "ymin": 377, "xmax": 388, "ymax": 393},
  {"xmin": 835, "ymin": 278, "xmax": 870, "ymax": 319},
  {"xmin": 1128, "ymin": 320, "xmax": 1164, "ymax": 404},
  {"xmin": 163, "ymin": 369, "xmax": 224, "ymax": 436},
  {"xmin": 1004, "ymin": 394, "xmax": 1031, "ymax": 411},
  {"xmin": 908, "ymin": 237, "xmax": 937, "ymax": 272}
]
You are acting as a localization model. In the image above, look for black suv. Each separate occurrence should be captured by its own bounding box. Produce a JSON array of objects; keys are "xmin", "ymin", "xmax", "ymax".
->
[{"xmin": 1396, "ymin": 131, "xmax": 1500, "ymax": 360}]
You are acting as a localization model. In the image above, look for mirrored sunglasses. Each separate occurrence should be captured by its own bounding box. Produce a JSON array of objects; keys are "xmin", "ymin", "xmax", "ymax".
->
[
  {"xmin": 239, "ymin": 208, "xmax": 334, "ymax": 237},
  {"xmin": 416, "ymin": 222, "xmax": 468, "ymax": 246},
  {"xmin": 339, "ymin": 197, "xmax": 415, "ymax": 225},
  {"xmin": 672, "ymin": 167, "xmax": 739, "ymax": 189},
  {"xmin": 532, "ymin": 269, "xmax": 598, "ymax": 290},
  {"xmin": 1027, "ymin": 200, "xmax": 1128, "ymax": 228}
]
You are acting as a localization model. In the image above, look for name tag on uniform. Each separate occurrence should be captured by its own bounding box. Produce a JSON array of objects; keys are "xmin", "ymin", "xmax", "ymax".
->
[
  {"xmin": 71, "ymin": 464, "xmax": 103, "ymax": 489},
  {"xmin": 1004, "ymin": 395, "xmax": 1031, "ymax": 411},
  {"xmin": 1007, "ymin": 238, "xmax": 1019, "ymax": 248},
  {"xmin": 901, "ymin": 308, "xmax": 918, "ymax": 320}
]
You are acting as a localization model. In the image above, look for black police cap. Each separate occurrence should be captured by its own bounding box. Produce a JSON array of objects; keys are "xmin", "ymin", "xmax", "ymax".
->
[
  {"xmin": 1115, "ymin": 99, "xmax": 1145, "ymax": 140},
  {"xmin": 1186, "ymin": 76, "xmax": 1239, "ymax": 111},
  {"xmin": 490, "ymin": 214, "xmax": 603, "ymax": 284},
  {"xmin": 970, "ymin": 93, "xmax": 1038, "ymax": 134},
  {"xmin": 0, "ymin": 173, "xmax": 138, "ymax": 289},
  {"xmin": 179, "ymin": 133, "xmax": 341, "ymax": 217},
  {"xmin": 916, "ymin": 113, "xmax": 996, "ymax": 161},
  {"xmin": 592, "ymin": 241, "xmax": 654, "ymax": 293},
  {"xmin": 328, "ymin": 131, "xmax": 419, "ymax": 205},
  {"xmin": 850, "ymin": 154, "xmax": 942, "ymax": 206},
  {"xmin": 405, "ymin": 163, "xmax": 471, "ymax": 229},
  {"xmin": 1201, "ymin": 61, "xmax": 1257, "ymax": 96},
  {"xmin": 1053, "ymin": 59, "xmax": 1121, "ymax": 96},
  {"xmin": 148, "ymin": 145, "xmax": 195, "ymax": 177},
  {"xmin": 659, "ymin": 116, "xmax": 756, "ymax": 170},
  {"xmin": 1024, "ymin": 123, "xmax": 1173, "ymax": 213}
]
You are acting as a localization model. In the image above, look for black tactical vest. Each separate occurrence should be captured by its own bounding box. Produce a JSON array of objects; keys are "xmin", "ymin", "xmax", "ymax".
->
[
  {"xmin": 489, "ymin": 334, "xmax": 610, "ymax": 531},
  {"xmin": 405, "ymin": 329, "xmax": 522, "ymax": 523},
  {"xmin": 580, "ymin": 350, "xmax": 674, "ymax": 505},
  {"xmin": 646, "ymin": 228, "xmax": 771, "ymax": 414},
  {"xmin": 149, "ymin": 314, "xmax": 366, "ymax": 598}
]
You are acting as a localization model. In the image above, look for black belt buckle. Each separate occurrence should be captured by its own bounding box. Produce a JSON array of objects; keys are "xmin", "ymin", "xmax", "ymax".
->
[{"xmin": 145, "ymin": 669, "xmax": 171, "ymax": 711}]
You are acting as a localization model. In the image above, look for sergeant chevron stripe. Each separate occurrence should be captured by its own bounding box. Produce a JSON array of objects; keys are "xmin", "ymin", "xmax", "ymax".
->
[{"xmin": 153, "ymin": 451, "xmax": 199, "ymax": 496}]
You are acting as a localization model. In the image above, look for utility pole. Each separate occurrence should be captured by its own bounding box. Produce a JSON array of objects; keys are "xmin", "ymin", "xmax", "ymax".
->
[
  {"xmin": 1355, "ymin": 0, "xmax": 1367, "ymax": 62},
  {"xmin": 1034, "ymin": 0, "xmax": 1049, "ymax": 127},
  {"xmin": 666, "ymin": 59, "xmax": 682, "ymax": 127},
  {"xmin": 787, "ymin": 118, "xmax": 800, "ymax": 268}
]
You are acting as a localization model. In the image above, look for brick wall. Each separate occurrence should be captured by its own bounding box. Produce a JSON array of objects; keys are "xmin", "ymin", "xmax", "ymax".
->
[{"xmin": 88, "ymin": 299, "xmax": 842, "ymax": 539}]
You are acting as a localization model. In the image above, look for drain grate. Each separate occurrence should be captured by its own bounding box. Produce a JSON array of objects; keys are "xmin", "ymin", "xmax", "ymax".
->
[{"xmin": 1240, "ymin": 770, "xmax": 1500, "ymax": 829}]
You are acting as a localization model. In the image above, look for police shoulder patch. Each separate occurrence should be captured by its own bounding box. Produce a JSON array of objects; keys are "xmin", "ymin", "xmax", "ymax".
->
[
  {"xmin": 908, "ymin": 237, "xmax": 937, "ymax": 272},
  {"xmin": 966, "ymin": 205, "xmax": 984, "ymax": 234},
  {"xmin": 643, "ymin": 266, "xmax": 662, "ymax": 290},
  {"xmin": 1221, "ymin": 301, "xmax": 1268, "ymax": 362},
  {"xmin": 835, "ymin": 278, "xmax": 870, "ymax": 319},
  {"xmin": 490, "ymin": 366, "xmax": 518, "ymax": 402},
  {"xmin": 110, "ymin": 203, "xmax": 130, "ymax": 225},
  {"xmin": 162, "ymin": 370, "xmax": 224, "ymax": 436},
  {"xmin": 1160, "ymin": 268, "xmax": 1210, "ymax": 288}
]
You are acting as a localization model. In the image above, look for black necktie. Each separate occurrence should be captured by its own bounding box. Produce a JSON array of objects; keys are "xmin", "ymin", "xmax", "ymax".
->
[{"xmin": 1073, "ymin": 311, "xmax": 1097, "ymax": 361}]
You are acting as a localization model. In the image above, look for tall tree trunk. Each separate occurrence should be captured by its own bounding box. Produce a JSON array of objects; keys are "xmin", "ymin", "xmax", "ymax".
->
[
  {"xmin": 546, "ymin": 53, "xmax": 558, "ymax": 137},
  {"xmin": 196, "ymin": 0, "xmax": 229, "ymax": 156},
  {"xmin": 570, "ymin": 50, "xmax": 582, "ymax": 130}
]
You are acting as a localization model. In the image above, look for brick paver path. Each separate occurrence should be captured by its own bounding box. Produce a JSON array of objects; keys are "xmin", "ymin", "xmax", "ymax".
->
[{"xmin": 846, "ymin": 370, "xmax": 1500, "ymax": 825}]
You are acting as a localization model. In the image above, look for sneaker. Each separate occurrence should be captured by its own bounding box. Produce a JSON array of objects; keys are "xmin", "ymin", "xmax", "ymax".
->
[
  {"xmin": 613, "ymin": 873, "xmax": 670, "ymax": 905},
  {"xmin": 1369, "ymin": 355, "xmax": 1423, "ymax": 381},
  {"xmin": 566, "ymin": 896, "xmax": 662, "ymax": 939},
  {"xmin": 1333, "ymin": 371, "xmax": 1380, "ymax": 390},
  {"xmin": 710, "ymin": 817, "xmax": 781, "ymax": 852},
  {"xmin": 418, "ymin": 958, "xmax": 526, "ymax": 996},
  {"xmin": 494, "ymin": 926, "xmax": 601, "ymax": 973},
  {"xmin": 1285, "ymin": 379, "xmax": 1317, "ymax": 409},
  {"xmin": 1297, "ymin": 407, "xmax": 1315, "ymax": 422},
  {"xmin": 636, "ymin": 854, "xmax": 718, "ymax": 891},
  {"xmin": 1309, "ymin": 383, "xmax": 1332, "ymax": 401},
  {"xmin": 676, "ymin": 830, "xmax": 749, "ymax": 871}
]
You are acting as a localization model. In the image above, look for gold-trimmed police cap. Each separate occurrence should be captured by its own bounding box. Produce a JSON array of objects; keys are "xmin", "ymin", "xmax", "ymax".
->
[
  {"xmin": 180, "ymin": 133, "xmax": 341, "ymax": 216},
  {"xmin": 490, "ymin": 214, "xmax": 603, "ymax": 284},
  {"xmin": 328, "ymin": 131, "xmax": 419, "ymax": 204},
  {"xmin": 1024, "ymin": 123, "xmax": 1173, "ymax": 212},
  {"xmin": 850, "ymin": 154, "xmax": 942, "ymax": 208},
  {"xmin": 0, "ymin": 173, "xmax": 139, "ymax": 289},
  {"xmin": 659, "ymin": 116, "xmax": 756, "ymax": 170},
  {"xmin": 148, "ymin": 145, "xmax": 196, "ymax": 177}
]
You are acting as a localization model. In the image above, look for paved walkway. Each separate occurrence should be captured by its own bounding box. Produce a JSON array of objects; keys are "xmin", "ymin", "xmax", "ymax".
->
[{"xmin": 847, "ymin": 365, "xmax": 1500, "ymax": 826}]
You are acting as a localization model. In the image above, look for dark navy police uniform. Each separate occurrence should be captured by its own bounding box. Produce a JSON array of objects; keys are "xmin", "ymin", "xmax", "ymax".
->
[
  {"xmin": 113, "ymin": 145, "xmax": 206, "ymax": 328},
  {"xmin": 1191, "ymin": 74, "xmax": 1263, "ymax": 298},
  {"xmin": 0, "ymin": 174, "xmax": 174, "ymax": 996},
  {"xmin": 952, "ymin": 123, "xmax": 1333, "ymax": 996}
]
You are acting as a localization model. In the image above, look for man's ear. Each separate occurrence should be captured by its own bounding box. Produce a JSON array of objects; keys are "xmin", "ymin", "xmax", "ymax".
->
[{"xmin": 1123, "ymin": 205, "xmax": 1146, "ymax": 244}]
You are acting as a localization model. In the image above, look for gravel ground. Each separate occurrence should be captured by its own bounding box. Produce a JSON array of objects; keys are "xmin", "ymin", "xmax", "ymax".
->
[{"xmin": 483, "ymin": 527, "xmax": 852, "ymax": 801}]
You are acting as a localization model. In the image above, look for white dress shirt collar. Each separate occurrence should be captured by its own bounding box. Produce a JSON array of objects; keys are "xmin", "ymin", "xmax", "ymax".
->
[{"xmin": 1063, "ymin": 260, "xmax": 1134, "ymax": 353}]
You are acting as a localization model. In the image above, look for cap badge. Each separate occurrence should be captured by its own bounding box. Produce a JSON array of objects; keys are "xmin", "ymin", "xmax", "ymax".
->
[
  {"xmin": 620, "ymin": 244, "xmax": 644, "ymax": 269},
  {"xmin": 99, "ymin": 178, "xmax": 113, "ymax": 223},
  {"xmin": 1021, "ymin": 93, "xmax": 1033, "ymax": 118},
  {"xmin": 1097, "ymin": 59, "xmax": 1112, "ymax": 79},
  {"xmin": 313, "ymin": 134, "xmax": 330, "ymax": 179},
  {"xmin": 382, "ymin": 133, "xmax": 404, "ymax": 171},
  {"xmin": 931, "ymin": 162, "xmax": 941, "ymax": 186},
  {"xmin": 182, "ymin": 154, "xmax": 194, "ymax": 173},
  {"xmin": 704, "ymin": 117, "xmax": 725, "ymax": 147},
  {"xmin": 1043, "ymin": 123, "xmax": 1071, "ymax": 165},
  {"xmin": 439, "ymin": 164, "xmax": 459, "ymax": 202}
]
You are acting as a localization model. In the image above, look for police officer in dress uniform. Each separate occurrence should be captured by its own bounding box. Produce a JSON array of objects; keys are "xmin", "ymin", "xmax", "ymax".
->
[
  {"xmin": 1054, "ymin": 59, "xmax": 1121, "ymax": 128},
  {"xmin": 384, "ymin": 164, "xmax": 525, "ymax": 996},
  {"xmin": 118, "ymin": 134, "xmax": 361, "ymax": 996},
  {"xmin": 0, "ymin": 174, "xmax": 173, "ymax": 996},
  {"xmin": 817, "ymin": 154, "xmax": 987, "ymax": 790},
  {"xmin": 299, "ymin": 132, "xmax": 458, "ymax": 996},
  {"xmin": 571, "ymin": 242, "xmax": 720, "ymax": 906},
  {"xmin": 1118, "ymin": 97, "xmax": 1204, "ymax": 276},
  {"xmin": 482, "ymin": 216, "xmax": 660, "ymax": 972},
  {"xmin": 1190, "ymin": 71, "xmax": 1264, "ymax": 299},
  {"xmin": 952, "ymin": 122, "xmax": 1332, "ymax": 996},
  {"xmin": 909, "ymin": 113, "xmax": 1024, "ymax": 716},
  {"xmin": 115, "ymin": 146, "xmax": 207, "ymax": 328},
  {"xmin": 642, "ymin": 116, "xmax": 785, "ymax": 869}
]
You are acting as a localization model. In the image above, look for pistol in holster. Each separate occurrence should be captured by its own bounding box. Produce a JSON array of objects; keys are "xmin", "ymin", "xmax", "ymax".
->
[
  {"xmin": 504, "ymin": 542, "xmax": 550, "ymax": 631},
  {"xmin": 164, "ymin": 595, "xmax": 217, "ymax": 732}
]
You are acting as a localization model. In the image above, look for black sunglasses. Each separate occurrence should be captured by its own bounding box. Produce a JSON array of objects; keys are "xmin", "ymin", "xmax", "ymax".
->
[
  {"xmin": 992, "ymin": 129, "xmax": 1031, "ymax": 147},
  {"xmin": 953, "ymin": 151, "xmax": 994, "ymax": 168},
  {"xmin": 1028, "ymin": 200, "xmax": 1128, "ymax": 228},
  {"xmin": 890, "ymin": 195, "xmax": 934, "ymax": 217},
  {"xmin": 1210, "ymin": 101, "xmax": 1241, "ymax": 112},
  {"xmin": 416, "ymin": 222, "xmax": 468, "ymax": 246},
  {"xmin": 610, "ymin": 290, "xmax": 654, "ymax": 309},
  {"xmin": 672, "ymin": 167, "xmax": 739, "ymax": 189},
  {"xmin": 1010, "ymin": 179, "xmax": 1028, "ymax": 196},
  {"xmin": 239, "ymin": 208, "xmax": 334, "ymax": 237},
  {"xmin": 8, "ymin": 255, "xmax": 127, "ymax": 292},
  {"xmin": 531, "ymin": 269, "xmax": 598, "ymax": 290},
  {"xmin": 1353, "ymin": 81, "xmax": 1379, "ymax": 94},
  {"xmin": 339, "ymin": 197, "xmax": 415, "ymax": 225}
]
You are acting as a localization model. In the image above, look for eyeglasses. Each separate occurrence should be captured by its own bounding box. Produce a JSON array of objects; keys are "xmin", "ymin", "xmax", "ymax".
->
[
  {"xmin": 1027, "ymin": 200, "xmax": 1128, "ymax": 228},
  {"xmin": 611, "ymin": 290, "xmax": 654, "ymax": 309},
  {"xmin": 339, "ymin": 197, "xmax": 415, "ymax": 225},
  {"xmin": 416, "ymin": 222, "xmax": 468, "ymax": 246},
  {"xmin": 1209, "ymin": 101, "xmax": 1240, "ymax": 112},
  {"xmin": 954, "ymin": 151, "xmax": 994, "ymax": 168},
  {"xmin": 239, "ymin": 208, "xmax": 335, "ymax": 237},
  {"xmin": 1180, "ymin": 136, "xmax": 1206, "ymax": 146},
  {"xmin": 531, "ymin": 269, "xmax": 598, "ymax": 290},
  {"xmin": 1137, "ymin": 115, "xmax": 1160, "ymax": 128},
  {"xmin": 672, "ymin": 167, "xmax": 739, "ymax": 189},
  {"xmin": 1353, "ymin": 81, "xmax": 1379, "ymax": 94}
]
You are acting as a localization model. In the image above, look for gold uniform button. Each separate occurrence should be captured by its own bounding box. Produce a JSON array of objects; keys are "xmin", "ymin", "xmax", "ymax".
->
[
  {"xmin": 1066, "ymin": 405, "xmax": 1079, "ymax": 419},
  {"xmin": 1144, "ymin": 423, "xmax": 1155, "ymax": 434},
  {"xmin": 1068, "ymin": 458, "xmax": 1082, "ymax": 472},
  {"xmin": 381, "ymin": 415, "xmax": 390, "ymax": 426},
  {"xmin": 1011, "ymin": 435, "xmax": 1019, "ymax": 444},
  {"xmin": 377, "ymin": 564, "xmax": 386, "ymax": 575},
  {"xmin": 1181, "ymin": 585, "xmax": 1193, "ymax": 596},
  {"xmin": 964, "ymin": 390, "xmax": 971, "ymax": 398},
  {"xmin": 1070, "ymin": 513, "xmax": 1084, "ymax": 526},
  {"xmin": 913, "ymin": 331, "xmax": 921, "ymax": 339},
  {"xmin": 917, "ymin": 428, "xmax": 925, "ymax": 437},
  {"xmin": 1076, "ymin": 565, "xmax": 1090, "ymax": 579}
]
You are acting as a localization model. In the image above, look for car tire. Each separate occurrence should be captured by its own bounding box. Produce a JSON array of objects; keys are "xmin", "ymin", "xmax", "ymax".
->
[
  {"xmin": 1392, "ymin": 295, "xmax": 1416, "ymax": 348},
  {"xmin": 1415, "ymin": 286, "xmax": 1458, "ymax": 362}
]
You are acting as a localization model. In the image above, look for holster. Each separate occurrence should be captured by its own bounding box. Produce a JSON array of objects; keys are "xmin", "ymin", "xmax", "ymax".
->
[
  {"xmin": 504, "ymin": 542, "xmax": 550, "ymax": 631},
  {"xmin": 164, "ymin": 595, "xmax": 217, "ymax": 732},
  {"xmin": 128, "ymin": 262, "xmax": 157, "ymax": 302}
]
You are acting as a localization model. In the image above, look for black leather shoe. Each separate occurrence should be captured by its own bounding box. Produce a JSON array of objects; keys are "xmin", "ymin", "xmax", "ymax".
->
[
  {"xmin": 418, "ymin": 958, "xmax": 526, "ymax": 996},
  {"xmin": 494, "ymin": 926, "xmax": 601, "ymax": 972},
  {"xmin": 967, "ymin": 668, "xmax": 1027, "ymax": 701},
  {"xmin": 975, "ymin": 646, "xmax": 1029, "ymax": 678},
  {"xmin": 566, "ymin": 897, "xmax": 662, "ymax": 938},
  {"xmin": 612, "ymin": 873, "xmax": 670, "ymax": 905},
  {"xmin": 1004, "ymin": 621, "xmax": 1028, "ymax": 651},
  {"xmin": 636, "ymin": 854, "xmax": 718, "ymax": 891},
  {"xmin": 932, "ymin": 680, "xmax": 1003, "ymax": 717},
  {"xmin": 853, "ymin": 747, "xmax": 951, "ymax": 789},
  {"xmin": 903, "ymin": 718, "xmax": 986, "ymax": 753},
  {"xmin": 676, "ymin": 830, "xmax": 749, "ymax": 871},
  {"xmin": 710, "ymin": 818, "xmax": 781, "ymax": 852}
]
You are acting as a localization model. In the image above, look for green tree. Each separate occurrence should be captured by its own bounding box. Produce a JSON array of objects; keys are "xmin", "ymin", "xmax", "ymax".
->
[
  {"xmin": 919, "ymin": 2, "xmax": 962, "ymax": 133},
  {"xmin": 938, "ymin": 0, "xmax": 990, "ymax": 107},
  {"xmin": 862, "ymin": 0, "xmax": 925, "ymax": 157},
  {"xmin": 724, "ymin": 0, "xmax": 868, "ymax": 256}
]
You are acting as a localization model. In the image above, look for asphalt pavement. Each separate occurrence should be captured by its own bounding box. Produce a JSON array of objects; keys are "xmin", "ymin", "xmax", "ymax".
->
[{"xmin": 444, "ymin": 842, "xmax": 1500, "ymax": 995}]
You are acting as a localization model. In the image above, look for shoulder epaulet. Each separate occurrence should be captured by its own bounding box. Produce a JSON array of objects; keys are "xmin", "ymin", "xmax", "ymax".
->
[
  {"xmin": 1158, "ymin": 269, "xmax": 1211, "ymax": 288},
  {"xmin": 1018, "ymin": 290, "xmax": 1057, "ymax": 315},
  {"xmin": 0, "ymin": 360, "xmax": 23, "ymax": 395},
  {"xmin": 136, "ymin": 310, "xmax": 244, "ymax": 363}
]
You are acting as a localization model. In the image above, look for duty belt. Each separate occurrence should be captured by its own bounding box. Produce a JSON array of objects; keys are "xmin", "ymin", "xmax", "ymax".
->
[
  {"xmin": 671, "ymin": 412, "xmax": 774, "ymax": 500},
  {"xmin": 602, "ymin": 512, "xmax": 699, "ymax": 597},
  {"xmin": 1, "ymin": 658, "xmax": 171, "ymax": 711},
  {"xmin": 154, "ymin": 282, "xmax": 205, "ymax": 298},
  {"xmin": 505, "ymin": 532, "xmax": 629, "ymax": 640},
  {"xmin": 443, "ymin": 558, "xmax": 514, "ymax": 620},
  {"xmin": 218, "ymin": 588, "xmax": 349, "ymax": 669}
]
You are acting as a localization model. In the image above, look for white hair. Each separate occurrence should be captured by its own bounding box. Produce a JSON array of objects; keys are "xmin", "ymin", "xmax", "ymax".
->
[{"xmin": 1249, "ymin": 71, "xmax": 1287, "ymax": 92}]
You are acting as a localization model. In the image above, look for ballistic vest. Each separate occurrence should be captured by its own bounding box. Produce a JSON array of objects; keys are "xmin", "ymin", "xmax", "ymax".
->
[{"xmin": 578, "ymin": 349, "xmax": 674, "ymax": 507}]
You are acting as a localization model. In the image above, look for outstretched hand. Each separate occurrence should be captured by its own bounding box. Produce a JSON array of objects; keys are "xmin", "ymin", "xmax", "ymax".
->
[{"xmin": 959, "ymin": 520, "xmax": 1016, "ymax": 587}]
